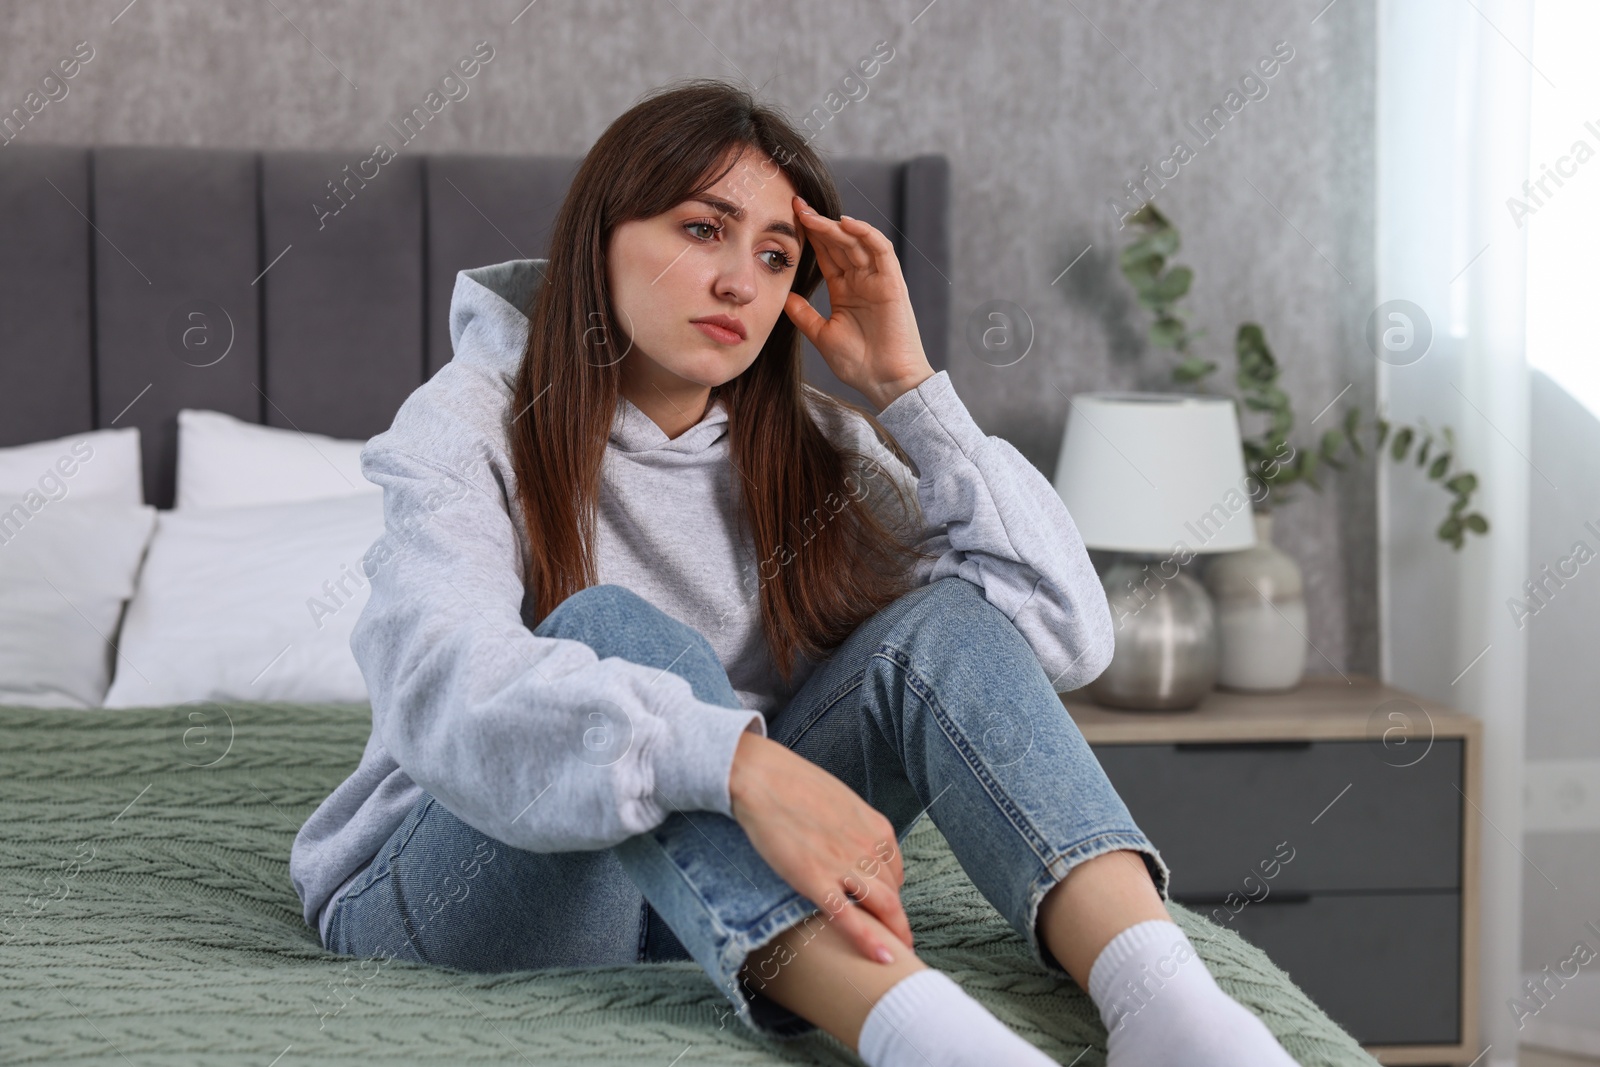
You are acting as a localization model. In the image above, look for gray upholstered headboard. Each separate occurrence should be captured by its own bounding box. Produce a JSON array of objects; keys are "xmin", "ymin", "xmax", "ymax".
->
[{"xmin": 0, "ymin": 146, "xmax": 950, "ymax": 509}]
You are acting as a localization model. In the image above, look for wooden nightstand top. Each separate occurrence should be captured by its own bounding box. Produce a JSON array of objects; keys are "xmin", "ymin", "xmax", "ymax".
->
[{"xmin": 1060, "ymin": 674, "xmax": 1482, "ymax": 745}]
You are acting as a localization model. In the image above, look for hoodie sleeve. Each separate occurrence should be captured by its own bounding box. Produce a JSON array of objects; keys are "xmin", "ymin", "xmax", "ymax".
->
[
  {"xmin": 845, "ymin": 370, "xmax": 1116, "ymax": 691},
  {"xmin": 349, "ymin": 435, "xmax": 767, "ymax": 855}
]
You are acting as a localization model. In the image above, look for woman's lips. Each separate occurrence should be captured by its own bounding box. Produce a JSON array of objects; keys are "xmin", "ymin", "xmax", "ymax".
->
[{"xmin": 692, "ymin": 321, "xmax": 743, "ymax": 345}]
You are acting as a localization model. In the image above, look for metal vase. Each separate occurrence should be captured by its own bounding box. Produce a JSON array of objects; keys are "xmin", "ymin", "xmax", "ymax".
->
[{"xmin": 1087, "ymin": 555, "xmax": 1218, "ymax": 710}]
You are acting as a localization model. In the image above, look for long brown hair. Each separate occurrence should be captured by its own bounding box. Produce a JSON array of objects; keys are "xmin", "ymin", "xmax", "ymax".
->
[{"xmin": 509, "ymin": 78, "xmax": 937, "ymax": 682}]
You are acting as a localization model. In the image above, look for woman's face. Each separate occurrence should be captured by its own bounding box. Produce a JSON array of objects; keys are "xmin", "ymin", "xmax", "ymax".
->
[{"xmin": 606, "ymin": 149, "xmax": 804, "ymax": 395}]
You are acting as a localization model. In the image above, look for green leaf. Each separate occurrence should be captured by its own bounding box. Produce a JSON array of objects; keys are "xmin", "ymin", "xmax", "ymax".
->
[
  {"xmin": 1445, "ymin": 472, "xmax": 1478, "ymax": 495},
  {"xmin": 1173, "ymin": 357, "xmax": 1217, "ymax": 382},
  {"xmin": 1320, "ymin": 429, "xmax": 1344, "ymax": 458},
  {"xmin": 1129, "ymin": 202, "xmax": 1172, "ymax": 231},
  {"xmin": 1429, "ymin": 453, "xmax": 1451, "ymax": 480},
  {"xmin": 1438, "ymin": 516, "xmax": 1463, "ymax": 542},
  {"xmin": 1390, "ymin": 426, "xmax": 1414, "ymax": 461},
  {"xmin": 1149, "ymin": 317, "xmax": 1187, "ymax": 348},
  {"xmin": 1153, "ymin": 266, "xmax": 1193, "ymax": 302},
  {"xmin": 1120, "ymin": 252, "xmax": 1163, "ymax": 283},
  {"xmin": 1343, "ymin": 409, "xmax": 1364, "ymax": 458},
  {"xmin": 1126, "ymin": 203, "xmax": 1157, "ymax": 229},
  {"xmin": 1145, "ymin": 229, "xmax": 1179, "ymax": 258},
  {"xmin": 1123, "ymin": 272, "xmax": 1159, "ymax": 297},
  {"xmin": 1121, "ymin": 233, "xmax": 1177, "ymax": 271},
  {"xmin": 1416, "ymin": 437, "xmax": 1432, "ymax": 466},
  {"xmin": 1121, "ymin": 259, "xmax": 1162, "ymax": 290},
  {"xmin": 1464, "ymin": 513, "xmax": 1489, "ymax": 534},
  {"xmin": 1235, "ymin": 325, "xmax": 1277, "ymax": 384},
  {"xmin": 1270, "ymin": 410, "xmax": 1294, "ymax": 441},
  {"xmin": 1375, "ymin": 418, "xmax": 1390, "ymax": 448}
]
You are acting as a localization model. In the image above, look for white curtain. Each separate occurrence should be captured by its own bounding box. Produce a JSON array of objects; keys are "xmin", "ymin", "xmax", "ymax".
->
[{"xmin": 1376, "ymin": 2, "xmax": 1533, "ymax": 1064}]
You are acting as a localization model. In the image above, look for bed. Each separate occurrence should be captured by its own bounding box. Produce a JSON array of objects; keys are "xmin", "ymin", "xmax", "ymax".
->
[
  {"xmin": 0, "ymin": 145, "xmax": 1379, "ymax": 1065},
  {"xmin": 1, "ymin": 701, "xmax": 1380, "ymax": 1065}
]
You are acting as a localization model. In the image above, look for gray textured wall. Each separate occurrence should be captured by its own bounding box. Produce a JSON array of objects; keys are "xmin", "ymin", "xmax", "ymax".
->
[{"xmin": 1, "ymin": 0, "xmax": 1378, "ymax": 675}]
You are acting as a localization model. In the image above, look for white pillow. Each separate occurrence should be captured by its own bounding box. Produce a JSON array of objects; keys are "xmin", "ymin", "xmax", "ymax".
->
[
  {"xmin": 176, "ymin": 408, "xmax": 379, "ymax": 509},
  {"xmin": 0, "ymin": 426, "xmax": 144, "ymax": 506},
  {"xmin": 0, "ymin": 499, "xmax": 158, "ymax": 707},
  {"xmin": 103, "ymin": 493, "xmax": 385, "ymax": 707}
]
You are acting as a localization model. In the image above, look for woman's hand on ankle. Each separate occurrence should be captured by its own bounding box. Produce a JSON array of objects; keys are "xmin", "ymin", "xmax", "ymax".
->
[{"xmin": 728, "ymin": 731, "xmax": 913, "ymax": 964}]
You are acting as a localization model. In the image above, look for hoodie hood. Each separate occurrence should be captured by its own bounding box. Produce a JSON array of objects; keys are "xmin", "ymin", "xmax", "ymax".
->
[
  {"xmin": 447, "ymin": 258, "xmax": 728, "ymax": 456},
  {"xmin": 447, "ymin": 258, "xmax": 544, "ymax": 387}
]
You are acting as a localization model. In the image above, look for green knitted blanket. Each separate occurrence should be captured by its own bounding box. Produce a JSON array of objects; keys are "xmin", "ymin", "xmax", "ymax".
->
[{"xmin": 0, "ymin": 702, "xmax": 1379, "ymax": 1066}]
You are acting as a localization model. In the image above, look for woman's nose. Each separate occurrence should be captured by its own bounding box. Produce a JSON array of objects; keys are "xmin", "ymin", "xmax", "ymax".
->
[{"xmin": 712, "ymin": 249, "xmax": 759, "ymax": 305}]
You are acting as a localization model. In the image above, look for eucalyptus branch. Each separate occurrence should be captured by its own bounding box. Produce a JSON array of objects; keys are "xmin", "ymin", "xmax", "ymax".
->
[
  {"xmin": 1115, "ymin": 203, "xmax": 1489, "ymax": 550},
  {"xmin": 1117, "ymin": 202, "xmax": 1215, "ymax": 385}
]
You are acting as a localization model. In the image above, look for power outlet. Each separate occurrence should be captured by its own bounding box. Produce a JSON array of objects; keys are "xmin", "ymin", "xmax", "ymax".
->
[{"xmin": 1525, "ymin": 760, "xmax": 1600, "ymax": 833}]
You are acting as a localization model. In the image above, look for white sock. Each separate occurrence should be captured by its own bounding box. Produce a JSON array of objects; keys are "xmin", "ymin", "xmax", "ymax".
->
[
  {"xmin": 1087, "ymin": 919, "xmax": 1298, "ymax": 1066},
  {"xmin": 858, "ymin": 967, "xmax": 1059, "ymax": 1067}
]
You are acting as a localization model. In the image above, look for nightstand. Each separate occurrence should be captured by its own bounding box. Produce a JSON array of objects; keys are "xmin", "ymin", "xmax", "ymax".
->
[{"xmin": 1062, "ymin": 675, "xmax": 1481, "ymax": 1066}]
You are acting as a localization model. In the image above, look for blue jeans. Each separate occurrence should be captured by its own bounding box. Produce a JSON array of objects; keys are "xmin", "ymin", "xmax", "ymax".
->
[{"xmin": 324, "ymin": 577, "xmax": 1170, "ymax": 1040}]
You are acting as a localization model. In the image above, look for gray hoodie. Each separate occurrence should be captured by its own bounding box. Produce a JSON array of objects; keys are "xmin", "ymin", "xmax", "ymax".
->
[{"xmin": 289, "ymin": 258, "xmax": 1115, "ymax": 941}]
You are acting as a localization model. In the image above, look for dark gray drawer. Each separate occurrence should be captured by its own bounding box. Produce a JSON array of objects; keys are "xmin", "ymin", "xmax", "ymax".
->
[
  {"xmin": 1205, "ymin": 890, "xmax": 1461, "ymax": 1046},
  {"xmin": 1093, "ymin": 739, "xmax": 1463, "ymax": 894}
]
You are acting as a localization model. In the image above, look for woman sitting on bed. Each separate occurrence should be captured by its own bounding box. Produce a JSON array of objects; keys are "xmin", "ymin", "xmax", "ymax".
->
[{"xmin": 289, "ymin": 78, "xmax": 1298, "ymax": 1067}]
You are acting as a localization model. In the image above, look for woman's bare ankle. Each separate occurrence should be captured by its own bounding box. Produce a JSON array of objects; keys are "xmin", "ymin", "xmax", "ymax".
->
[
  {"xmin": 1037, "ymin": 849, "xmax": 1170, "ymax": 988},
  {"xmin": 738, "ymin": 908, "xmax": 928, "ymax": 1050}
]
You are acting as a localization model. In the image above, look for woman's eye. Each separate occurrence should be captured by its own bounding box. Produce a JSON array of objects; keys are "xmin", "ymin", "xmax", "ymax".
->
[
  {"xmin": 685, "ymin": 220, "xmax": 794, "ymax": 273},
  {"xmin": 761, "ymin": 249, "xmax": 797, "ymax": 272}
]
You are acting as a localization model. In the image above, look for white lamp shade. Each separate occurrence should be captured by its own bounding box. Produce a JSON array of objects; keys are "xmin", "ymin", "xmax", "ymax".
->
[{"xmin": 1052, "ymin": 392, "xmax": 1257, "ymax": 554}]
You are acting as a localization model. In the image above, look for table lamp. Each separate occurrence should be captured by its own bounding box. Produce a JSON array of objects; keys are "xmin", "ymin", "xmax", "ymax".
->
[{"xmin": 1052, "ymin": 392, "xmax": 1256, "ymax": 710}]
